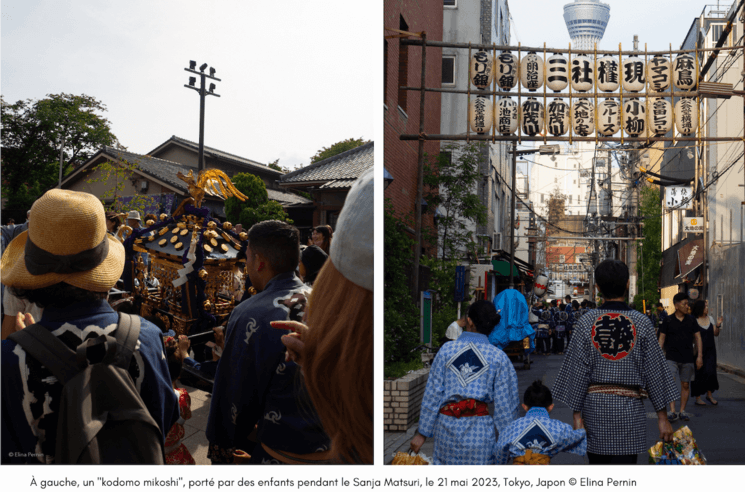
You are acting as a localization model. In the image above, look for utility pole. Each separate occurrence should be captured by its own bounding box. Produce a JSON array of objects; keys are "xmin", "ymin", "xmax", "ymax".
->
[
  {"xmin": 184, "ymin": 61, "xmax": 221, "ymax": 172},
  {"xmin": 509, "ymin": 141, "xmax": 518, "ymax": 289},
  {"xmin": 412, "ymin": 32, "xmax": 427, "ymax": 301}
]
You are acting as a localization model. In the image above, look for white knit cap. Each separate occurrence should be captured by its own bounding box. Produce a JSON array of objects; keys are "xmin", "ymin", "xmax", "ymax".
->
[{"xmin": 330, "ymin": 167, "xmax": 373, "ymax": 291}]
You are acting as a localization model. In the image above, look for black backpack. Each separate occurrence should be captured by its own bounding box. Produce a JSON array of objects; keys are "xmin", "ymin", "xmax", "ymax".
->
[{"xmin": 8, "ymin": 313, "xmax": 165, "ymax": 464}]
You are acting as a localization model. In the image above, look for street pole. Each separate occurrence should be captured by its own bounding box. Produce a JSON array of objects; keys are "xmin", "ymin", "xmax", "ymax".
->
[
  {"xmin": 509, "ymin": 140, "xmax": 517, "ymax": 289},
  {"xmin": 57, "ymin": 133, "xmax": 65, "ymax": 188},
  {"xmin": 198, "ymin": 72, "xmax": 206, "ymax": 173},
  {"xmin": 412, "ymin": 32, "xmax": 427, "ymax": 301},
  {"xmin": 184, "ymin": 62, "xmax": 221, "ymax": 174}
]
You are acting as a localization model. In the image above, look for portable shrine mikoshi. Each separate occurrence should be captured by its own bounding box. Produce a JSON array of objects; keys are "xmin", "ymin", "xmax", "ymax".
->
[{"xmin": 121, "ymin": 169, "xmax": 250, "ymax": 341}]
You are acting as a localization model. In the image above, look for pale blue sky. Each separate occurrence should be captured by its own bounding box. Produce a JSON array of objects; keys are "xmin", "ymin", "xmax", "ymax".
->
[
  {"xmin": 1, "ymin": 0, "xmax": 378, "ymax": 170},
  {"xmin": 509, "ymin": 0, "xmax": 730, "ymax": 53}
]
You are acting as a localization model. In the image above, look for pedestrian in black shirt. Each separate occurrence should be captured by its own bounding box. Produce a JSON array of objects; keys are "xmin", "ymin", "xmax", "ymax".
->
[{"xmin": 658, "ymin": 292, "xmax": 703, "ymax": 422}]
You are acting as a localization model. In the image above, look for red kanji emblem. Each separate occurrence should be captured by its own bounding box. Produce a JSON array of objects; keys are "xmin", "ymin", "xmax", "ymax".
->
[{"xmin": 591, "ymin": 313, "xmax": 637, "ymax": 361}]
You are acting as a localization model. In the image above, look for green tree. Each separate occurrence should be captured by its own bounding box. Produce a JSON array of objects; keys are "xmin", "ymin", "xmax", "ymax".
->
[
  {"xmin": 635, "ymin": 184, "xmax": 662, "ymax": 309},
  {"xmin": 267, "ymin": 158, "xmax": 288, "ymax": 173},
  {"xmin": 310, "ymin": 137, "xmax": 369, "ymax": 164},
  {"xmin": 1, "ymin": 93, "xmax": 122, "ymax": 212},
  {"xmin": 423, "ymin": 142, "xmax": 488, "ymax": 260},
  {"xmin": 384, "ymin": 199, "xmax": 421, "ymax": 365},
  {"xmin": 224, "ymin": 173, "xmax": 291, "ymax": 229},
  {"xmin": 85, "ymin": 157, "xmax": 157, "ymax": 216}
]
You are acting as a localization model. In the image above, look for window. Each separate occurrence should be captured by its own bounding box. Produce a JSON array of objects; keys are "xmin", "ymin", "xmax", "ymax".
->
[
  {"xmin": 440, "ymin": 151, "xmax": 452, "ymax": 165},
  {"xmin": 442, "ymin": 55, "xmax": 455, "ymax": 85},
  {"xmin": 444, "ymin": 0, "xmax": 456, "ymax": 6},
  {"xmin": 398, "ymin": 16, "xmax": 409, "ymax": 113},
  {"xmin": 569, "ymin": 196, "xmax": 572, "ymax": 204},
  {"xmin": 541, "ymin": 194, "xmax": 544, "ymax": 203},
  {"xmin": 559, "ymin": 254, "xmax": 565, "ymax": 263}
]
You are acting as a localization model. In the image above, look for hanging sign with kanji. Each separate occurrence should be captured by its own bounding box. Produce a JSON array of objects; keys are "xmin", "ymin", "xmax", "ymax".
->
[{"xmin": 664, "ymin": 185, "xmax": 693, "ymax": 209}]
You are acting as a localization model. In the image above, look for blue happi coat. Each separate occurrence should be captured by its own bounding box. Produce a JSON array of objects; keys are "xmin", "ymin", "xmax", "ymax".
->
[
  {"xmin": 495, "ymin": 407, "xmax": 587, "ymax": 464},
  {"xmin": 1, "ymin": 300, "xmax": 178, "ymax": 464},
  {"xmin": 418, "ymin": 331, "xmax": 519, "ymax": 465},
  {"xmin": 206, "ymin": 272, "xmax": 329, "ymax": 463}
]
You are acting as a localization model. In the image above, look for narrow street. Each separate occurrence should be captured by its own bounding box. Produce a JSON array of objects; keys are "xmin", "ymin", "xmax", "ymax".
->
[{"xmin": 385, "ymin": 350, "xmax": 745, "ymax": 464}]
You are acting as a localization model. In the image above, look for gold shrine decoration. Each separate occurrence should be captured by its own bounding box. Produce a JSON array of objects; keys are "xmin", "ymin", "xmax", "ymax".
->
[{"xmin": 173, "ymin": 169, "xmax": 248, "ymax": 216}]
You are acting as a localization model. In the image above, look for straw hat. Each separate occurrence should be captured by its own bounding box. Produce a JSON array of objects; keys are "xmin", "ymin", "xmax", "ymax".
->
[
  {"xmin": 1, "ymin": 189, "xmax": 125, "ymax": 292},
  {"xmin": 330, "ymin": 167, "xmax": 373, "ymax": 291}
]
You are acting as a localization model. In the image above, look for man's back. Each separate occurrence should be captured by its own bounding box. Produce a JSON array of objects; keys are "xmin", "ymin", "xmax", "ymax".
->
[
  {"xmin": 1, "ymin": 299, "xmax": 177, "ymax": 464},
  {"xmin": 206, "ymin": 272, "xmax": 329, "ymax": 462}
]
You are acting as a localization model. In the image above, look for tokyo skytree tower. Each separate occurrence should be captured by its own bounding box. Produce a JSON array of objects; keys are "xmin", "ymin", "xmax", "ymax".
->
[{"xmin": 563, "ymin": 0, "xmax": 611, "ymax": 51}]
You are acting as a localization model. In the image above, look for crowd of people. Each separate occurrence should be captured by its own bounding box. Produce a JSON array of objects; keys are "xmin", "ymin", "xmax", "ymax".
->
[
  {"xmin": 413, "ymin": 258, "xmax": 725, "ymax": 465},
  {"xmin": 0, "ymin": 167, "xmax": 373, "ymax": 465}
]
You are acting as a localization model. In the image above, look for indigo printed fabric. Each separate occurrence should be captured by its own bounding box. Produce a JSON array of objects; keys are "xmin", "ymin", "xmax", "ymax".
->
[
  {"xmin": 206, "ymin": 272, "xmax": 329, "ymax": 463},
  {"xmin": 495, "ymin": 407, "xmax": 587, "ymax": 464},
  {"xmin": 1, "ymin": 300, "xmax": 178, "ymax": 464},
  {"xmin": 552, "ymin": 301, "xmax": 679, "ymax": 455},
  {"xmin": 418, "ymin": 332, "xmax": 519, "ymax": 465}
]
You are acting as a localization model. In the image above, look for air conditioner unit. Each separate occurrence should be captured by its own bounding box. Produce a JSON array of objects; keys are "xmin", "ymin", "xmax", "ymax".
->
[{"xmin": 492, "ymin": 233, "xmax": 502, "ymax": 251}]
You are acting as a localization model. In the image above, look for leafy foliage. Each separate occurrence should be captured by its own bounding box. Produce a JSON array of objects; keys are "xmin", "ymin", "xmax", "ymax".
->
[
  {"xmin": 1, "ymin": 93, "xmax": 121, "ymax": 212},
  {"xmin": 267, "ymin": 158, "xmax": 289, "ymax": 173},
  {"xmin": 420, "ymin": 255, "xmax": 467, "ymax": 349},
  {"xmin": 423, "ymin": 142, "xmax": 488, "ymax": 260},
  {"xmin": 310, "ymin": 137, "xmax": 369, "ymax": 164},
  {"xmin": 224, "ymin": 173, "xmax": 291, "ymax": 229},
  {"xmin": 384, "ymin": 199, "xmax": 421, "ymax": 365},
  {"xmin": 635, "ymin": 184, "xmax": 663, "ymax": 310},
  {"xmin": 85, "ymin": 158, "xmax": 156, "ymax": 215}
]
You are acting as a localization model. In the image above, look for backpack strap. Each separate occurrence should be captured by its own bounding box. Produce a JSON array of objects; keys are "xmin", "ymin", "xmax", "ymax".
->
[
  {"xmin": 112, "ymin": 313, "xmax": 141, "ymax": 370},
  {"xmin": 7, "ymin": 323, "xmax": 80, "ymax": 385}
]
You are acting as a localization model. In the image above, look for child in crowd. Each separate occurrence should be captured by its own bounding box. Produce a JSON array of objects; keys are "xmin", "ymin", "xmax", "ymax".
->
[
  {"xmin": 496, "ymin": 381, "xmax": 587, "ymax": 465},
  {"xmin": 163, "ymin": 335, "xmax": 196, "ymax": 465}
]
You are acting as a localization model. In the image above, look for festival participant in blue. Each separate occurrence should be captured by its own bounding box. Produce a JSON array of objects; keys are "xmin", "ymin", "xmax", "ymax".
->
[
  {"xmin": 206, "ymin": 220, "xmax": 330, "ymax": 464},
  {"xmin": 409, "ymin": 300, "xmax": 519, "ymax": 465},
  {"xmin": 532, "ymin": 301, "xmax": 550, "ymax": 355},
  {"xmin": 553, "ymin": 259, "xmax": 678, "ymax": 465},
  {"xmin": 552, "ymin": 301, "xmax": 571, "ymax": 355},
  {"xmin": 496, "ymin": 381, "xmax": 587, "ymax": 464},
  {"xmin": 1, "ymin": 190, "xmax": 177, "ymax": 464}
]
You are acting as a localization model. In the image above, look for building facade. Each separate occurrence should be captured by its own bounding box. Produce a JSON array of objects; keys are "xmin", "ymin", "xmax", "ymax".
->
[{"xmin": 440, "ymin": 0, "xmax": 512, "ymax": 259}]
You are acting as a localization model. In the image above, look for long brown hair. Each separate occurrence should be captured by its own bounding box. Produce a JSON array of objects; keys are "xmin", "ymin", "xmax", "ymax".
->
[
  {"xmin": 302, "ymin": 259, "xmax": 373, "ymax": 463},
  {"xmin": 314, "ymin": 225, "xmax": 333, "ymax": 255}
]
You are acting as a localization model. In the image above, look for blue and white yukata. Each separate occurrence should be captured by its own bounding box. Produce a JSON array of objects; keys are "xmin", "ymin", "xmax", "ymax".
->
[
  {"xmin": 495, "ymin": 407, "xmax": 587, "ymax": 464},
  {"xmin": 206, "ymin": 272, "xmax": 330, "ymax": 464},
  {"xmin": 418, "ymin": 332, "xmax": 519, "ymax": 465}
]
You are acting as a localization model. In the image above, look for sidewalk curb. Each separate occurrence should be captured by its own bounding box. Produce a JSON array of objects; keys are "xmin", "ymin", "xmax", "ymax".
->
[
  {"xmin": 383, "ymin": 425, "xmax": 419, "ymax": 465},
  {"xmin": 718, "ymin": 362, "xmax": 745, "ymax": 379}
]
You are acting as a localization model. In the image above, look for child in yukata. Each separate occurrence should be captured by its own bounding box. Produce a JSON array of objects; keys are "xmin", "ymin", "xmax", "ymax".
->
[{"xmin": 495, "ymin": 381, "xmax": 587, "ymax": 465}]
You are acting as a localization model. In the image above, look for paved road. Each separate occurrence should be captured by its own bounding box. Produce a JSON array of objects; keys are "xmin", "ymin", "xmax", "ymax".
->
[{"xmin": 384, "ymin": 350, "xmax": 745, "ymax": 465}]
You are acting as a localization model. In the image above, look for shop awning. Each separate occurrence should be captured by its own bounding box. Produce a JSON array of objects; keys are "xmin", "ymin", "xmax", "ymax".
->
[
  {"xmin": 660, "ymin": 236, "xmax": 698, "ymax": 287},
  {"xmin": 492, "ymin": 259, "xmax": 520, "ymax": 277}
]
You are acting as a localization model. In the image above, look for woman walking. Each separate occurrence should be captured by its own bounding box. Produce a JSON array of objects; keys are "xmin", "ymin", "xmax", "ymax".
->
[
  {"xmin": 691, "ymin": 300, "xmax": 723, "ymax": 406},
  {"xmin": 409, "ymin": 300, "xmax": 519, "ymax": 465}
]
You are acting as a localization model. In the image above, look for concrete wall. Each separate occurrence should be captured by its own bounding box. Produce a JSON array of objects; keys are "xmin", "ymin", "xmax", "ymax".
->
[
  {"xmin": 440, "ymin": 0, "xmax": 511, "ymax": 257},
  {"xmin": 383, "ymin": 368, "xmax": 430, "ymax": 431},
  {"xmin": 708, "ymin": 242, "xmax": 745, "ymax": 373}
]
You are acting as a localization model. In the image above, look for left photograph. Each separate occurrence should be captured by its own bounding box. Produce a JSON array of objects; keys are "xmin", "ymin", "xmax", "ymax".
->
[{"xmin": 1, "ymin": 0, "xmax": 373, "ymax": 465}]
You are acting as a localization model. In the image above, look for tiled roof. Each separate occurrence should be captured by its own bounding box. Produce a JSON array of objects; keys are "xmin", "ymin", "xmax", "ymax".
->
[
  {"xmin": 100, "ymin": 146, "xmax": 192, "ymax": 191},
  {"xmin": 267, "ymin": 188, "xmax": 313, "ymax": 206},
  {"xmin": 149, "ymin": 136, "xmax": 283, "ymax": 176},
  {"xmin": 280, "ymin": 141, "xmax": 373, "ymax": 185},
  {"xmin": 98, "ymin": 147, "xmax": 310, "ymax": 206}
]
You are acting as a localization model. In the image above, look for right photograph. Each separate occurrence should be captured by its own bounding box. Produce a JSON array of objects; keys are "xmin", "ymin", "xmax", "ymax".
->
[{"xmin": 384, "ymin": 0, "xmax": 745, "ymax": 465}]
